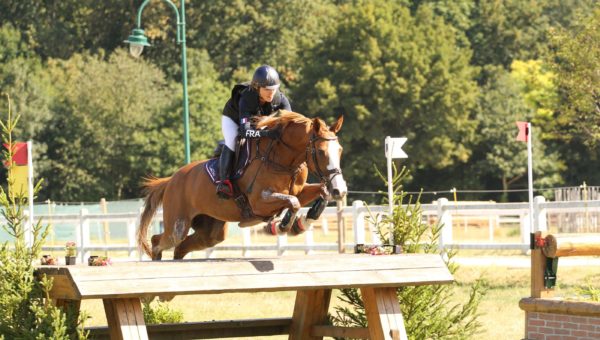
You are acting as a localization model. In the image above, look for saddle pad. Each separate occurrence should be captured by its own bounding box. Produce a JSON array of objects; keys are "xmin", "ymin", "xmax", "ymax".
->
[{"xmin": 205, "ymin": 140, "xmax": 251, "ymax": 184}]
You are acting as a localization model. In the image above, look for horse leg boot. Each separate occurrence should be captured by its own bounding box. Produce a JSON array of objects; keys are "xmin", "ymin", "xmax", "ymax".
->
[{"xmin": 216, "ymin": 146, "xmax": 235, "ymax": 199}]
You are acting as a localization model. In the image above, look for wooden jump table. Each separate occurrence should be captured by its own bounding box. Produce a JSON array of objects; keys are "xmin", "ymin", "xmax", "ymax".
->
[{"xmin": 36, "ymin": 253, "xmax": 453, "ymax": 340}]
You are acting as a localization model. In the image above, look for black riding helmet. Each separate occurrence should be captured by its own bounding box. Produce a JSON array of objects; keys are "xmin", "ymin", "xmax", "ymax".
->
[{"xmin": 251, "ymin": 65, "xmax": 280, "ymax": 90}]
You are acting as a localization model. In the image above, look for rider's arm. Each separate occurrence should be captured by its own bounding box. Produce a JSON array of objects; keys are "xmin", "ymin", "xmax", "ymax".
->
[{"xmin": 279, "ymin": 93, "xmax": 292, "ymax": 111}]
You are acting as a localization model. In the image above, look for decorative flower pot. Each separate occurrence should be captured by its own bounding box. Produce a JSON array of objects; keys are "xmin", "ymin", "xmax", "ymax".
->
[
  {"xmin": 88, "ymin": 256, "xmax": 98, "ymax": 266},
  {"xmin": 65, "ymin": 256, "xmax": 77, "ymax": 265}
]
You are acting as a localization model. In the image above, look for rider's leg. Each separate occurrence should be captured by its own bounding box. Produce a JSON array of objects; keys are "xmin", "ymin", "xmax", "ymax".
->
[
  {"xmin": 216, "ymin": 115, "xmax": 239, "ymax": 199},
  {"xmin": 216, "ymin": 146, "xmax": 235, "ymax": 198}
]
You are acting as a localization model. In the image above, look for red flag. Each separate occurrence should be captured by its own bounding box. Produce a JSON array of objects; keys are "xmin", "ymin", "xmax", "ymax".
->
[
  {"xmin": 3, "ymin": 142, "xmax": 28, "ymax": 166},
  {"xmin": 516, "ymin": 121, "xmax": 529, "ymax": 142}
]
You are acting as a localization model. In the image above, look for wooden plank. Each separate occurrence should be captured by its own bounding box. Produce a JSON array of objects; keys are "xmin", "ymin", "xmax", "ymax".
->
[
  {"xmin": 41, "ymin": 273, "xmax": 81, "ymax": 300},
  {"xmin": 103, "ymin": 299, "xmax": 121, "ymax": 340},
  {"xmin": 362, "ymin": 287, "xmax": 407, "ymax": 340},
  {"xmin": 289, "ymin": 289, "xmax": 332, "ymax": 340},
  {"xmin": 73, "ymin": 266, "xmax": 453, "ymax": 299},
  {"xmin": 542, "ymin": 233, "xmax": 600, "ymax": 257},
  {"xmin": 61, "ymin": 254, "xmax": 447, "ymax": 282},
  {"xmin": 130, "ymin": 298, "xmax": 149, "ymax": 340},
  {"xmin": 104, "ymin": 298, "xmax": 148, "ymax": 340},
  {"xmin": 311, "ymin": 325, "xmax": 370, "ymax": 338},
  {"xmin": 86, "ymin": 318, "xmax": 292, "ymax": 340},
  {"xmin": 531, "ymin": 244, "xmax": 553, "ymax": 298}
]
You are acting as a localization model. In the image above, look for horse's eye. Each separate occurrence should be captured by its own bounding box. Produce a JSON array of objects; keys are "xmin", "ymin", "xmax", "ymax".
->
[{"xmin": 318, "ymin": 149, "xmax": 326, "ymax": 156}]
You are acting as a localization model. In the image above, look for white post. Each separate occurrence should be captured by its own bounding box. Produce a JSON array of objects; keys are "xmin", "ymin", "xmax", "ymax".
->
[
  {"xmin": 277, "ymin": 233, "xmax": 287, "ymax": 256},
  {"xmin": 304, "ymin": 225, "xmax": 314, "ymax": 255},
  {"xmin": 242, "ymin": 227, "xmax": 251, "ymax": 258},
  {"xmin": 353, "ymin": 200, "xmax": 365, "ymax": 245},
  {"xmin": 386, "ymin": 136, "xmax": 394, "ymax": 245},
  {"xmin": 126, "ymin": 219, "xmax": 137, "ymax": 259},
  {"xmin": 26, "ymin": 141, "xmax": 34, "ymax": 247},
  {"xmin": 320, "ymin": 217, "xmax": 329, "ymax": 235},
  {"xmin": 488, "ymin": 215, "xmax": 494, "ymax": 242},
  {"xmin": 79, "ymin": 208, "xmax": 89, "ymax": 263},
  {"xmin": 534, "ymin": 196, "xmax": 547, "ymax": 232},
  {"xmin": 527, "ymin": 123, "xmax": 535, "ymax": 231},
  {"xmin": 520, "ymin": 212, "xmax": 531, "ymax": 245},
  {"xmin": 437, "ymin": 198, "xmax": 452, "ymax": 248}
]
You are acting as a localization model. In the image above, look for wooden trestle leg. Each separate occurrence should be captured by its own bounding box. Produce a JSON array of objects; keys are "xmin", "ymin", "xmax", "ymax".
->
[
  {"xmin": 103, "ymin": 298, "xmax": 148, "ymax": 340},
  {"xmin": 361, "ymin": 287, "xmax": 407, "ymax": 340}
]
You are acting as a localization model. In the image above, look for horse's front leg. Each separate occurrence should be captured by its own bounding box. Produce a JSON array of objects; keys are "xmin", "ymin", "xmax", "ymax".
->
[
  {"xmin": 261, "ymin": 189, "xmax": 302, "ymax": 231},
  {"xmin": 294, "ymin": 183, "xmax": 330, "ymax": 227}
]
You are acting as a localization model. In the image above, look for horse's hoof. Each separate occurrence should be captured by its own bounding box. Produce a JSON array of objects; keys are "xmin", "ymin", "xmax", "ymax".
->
[
  {"xmin": 278, "ymin": 218, "xmax": 294, "ymax": 233},
  {"xmin": 263, "ymin": 220, "xmax": 278, "ymax": 235},
  {"xmin": 291, "ymin": 216, "xmax": 308, "ymax": 236}
]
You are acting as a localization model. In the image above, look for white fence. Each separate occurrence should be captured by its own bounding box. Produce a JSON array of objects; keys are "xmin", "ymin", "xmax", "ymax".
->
[{"xmin": 23, "ymin": 196, "xmax": 600, "ymax": 261}]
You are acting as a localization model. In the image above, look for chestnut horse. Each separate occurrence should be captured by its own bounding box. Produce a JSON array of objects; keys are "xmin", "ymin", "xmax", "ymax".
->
[{"xmin": 137, "ymin": 111, "xmax": 347, "ymax": 260}]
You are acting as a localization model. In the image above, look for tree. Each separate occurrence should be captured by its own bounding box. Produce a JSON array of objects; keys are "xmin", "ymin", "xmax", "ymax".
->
[
  {"xmin": 39, "ymin": 50, "xmax": 174, "ymax": 201},
  {"xmin": 295, "ymin": 1, "xmax": 478, "ymax": 191},
  {"xmin": 468, "ymin": 0, "xmax": 596, "ymax": 69},
  {"xmin": 545, "ymin": 6, "xmax": 600, "ymax": 186},
  {"xmin": 550, "ymin": 6, "xmax": 600, "ymax": 145},
  {"xmin": 0, "ymin": 24, "xmax": 54, "ymax": 191},
  {"xmin": 469, "ymin": 66, "xmax": 563, "ymax": 201}
]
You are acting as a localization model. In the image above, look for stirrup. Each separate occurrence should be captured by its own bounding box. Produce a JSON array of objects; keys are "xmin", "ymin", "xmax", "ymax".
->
[{"xmin": 216, "ymin": 180, "xmax": 233, "ymax": 199}]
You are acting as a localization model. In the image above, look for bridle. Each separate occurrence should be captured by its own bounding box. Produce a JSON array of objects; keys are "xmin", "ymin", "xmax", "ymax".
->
[
  {"xmin": 248, "ymin": 124, "xmax": 343, "ymax": 193},
  {"xmin": 306, "ymin": 132, "xmax": 343, "ymax": 187}
]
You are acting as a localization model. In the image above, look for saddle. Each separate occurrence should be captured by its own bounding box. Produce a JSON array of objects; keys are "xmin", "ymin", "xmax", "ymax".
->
[{"xmin": 205, "ymin": 140, "xmax": 260, "ymax": 220}]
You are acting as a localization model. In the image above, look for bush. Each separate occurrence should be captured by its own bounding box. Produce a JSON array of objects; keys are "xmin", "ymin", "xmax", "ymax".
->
[
  {"xmin": 142, "ymin": 300, "xmax": 184, "ymax": 325},
  {"xmin": 330, "ymin": 166, "xmax": 485, "ymax": 339},
  {"xmin": 0, "ymin": 93, "xmax": 87, "ymax": 339}
]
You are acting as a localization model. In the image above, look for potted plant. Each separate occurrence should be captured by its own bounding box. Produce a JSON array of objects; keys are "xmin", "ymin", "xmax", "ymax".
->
[{"xmin": 65, "ymin": 241, "xmax": 77, "ymax": 265}]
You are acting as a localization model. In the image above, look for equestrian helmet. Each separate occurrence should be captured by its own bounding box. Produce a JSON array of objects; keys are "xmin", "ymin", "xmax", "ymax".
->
[{"xmin": 251, "ymin": 65, "xmax": 280, "ymax": 90}]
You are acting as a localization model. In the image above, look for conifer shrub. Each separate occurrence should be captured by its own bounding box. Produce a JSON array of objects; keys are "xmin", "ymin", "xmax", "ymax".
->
[
  {"xmin": 330, "ymin": 166, "xmax": 485, "ymax": 339},
  {"xmin": 0, "ymin": 93, "xmax": 87, "ymax": 339}
]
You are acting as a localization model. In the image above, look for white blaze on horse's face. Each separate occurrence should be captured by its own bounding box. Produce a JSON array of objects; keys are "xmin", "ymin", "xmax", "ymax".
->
[{"xmin": 327, "ymin": 139, "xmax": 347, "ymax": 199}]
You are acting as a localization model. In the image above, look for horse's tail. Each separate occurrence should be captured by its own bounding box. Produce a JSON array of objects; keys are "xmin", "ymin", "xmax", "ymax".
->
[{"xmin": 137, "ymin": 176, "xmax": 171, "ymax": 258}]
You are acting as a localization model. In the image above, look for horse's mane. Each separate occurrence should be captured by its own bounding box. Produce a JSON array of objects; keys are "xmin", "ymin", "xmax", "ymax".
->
[
  {"xmin": 255, "ymin": 110, "xmax": 312, "ymax": 130},
  {"xmin": 256, "ymin": 110, "xmax": 332, "ymax": 136}
]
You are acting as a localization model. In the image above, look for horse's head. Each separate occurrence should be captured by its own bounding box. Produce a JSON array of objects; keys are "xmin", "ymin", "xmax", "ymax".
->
[
  {"xmin": 256, "ymin": 111, "xmax": 348, "ymax": 200},
  {"xmin": 308, "ymin": 115, "xmax": 348, "ymax": 200}
]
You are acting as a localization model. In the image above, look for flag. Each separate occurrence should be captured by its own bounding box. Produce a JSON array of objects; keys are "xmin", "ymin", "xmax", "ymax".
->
[
  {"xmin": 3, "ymin": 142, "xmax": 29, "ymax": 196},
  {"xmin": 516, "ymin": 121, "xmax": 529, "ymax": 142}
]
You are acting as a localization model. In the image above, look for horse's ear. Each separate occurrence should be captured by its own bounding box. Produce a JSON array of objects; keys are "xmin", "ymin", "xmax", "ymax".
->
[
  {"xmin": 313, "ymin": 118, "xmax": 323, "ymax": 132},
  {"xmin": 330, "ymin": 115, "xmax": 344, "ymax": 133}
]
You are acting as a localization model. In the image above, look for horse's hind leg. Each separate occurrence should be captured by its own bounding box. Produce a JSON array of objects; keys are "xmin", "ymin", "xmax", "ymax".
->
[
  {"xmin": 174, "ymin": 215, "xmax": 227, "ymax": 259},
  {"xmin": 152, "ymin": 216, "xmax": 190, "ymax": 260}
]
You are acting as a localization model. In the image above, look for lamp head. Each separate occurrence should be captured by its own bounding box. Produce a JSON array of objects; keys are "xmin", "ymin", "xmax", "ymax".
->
[{"xmin": 124, "ymin": 28, "xmax": 150, "ymax": 58}]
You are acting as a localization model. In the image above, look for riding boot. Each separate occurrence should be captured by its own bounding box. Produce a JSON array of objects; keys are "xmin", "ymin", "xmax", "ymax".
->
[{"xmin": 216, "ymin": 146, "xmax": 235, "ymax": 199}]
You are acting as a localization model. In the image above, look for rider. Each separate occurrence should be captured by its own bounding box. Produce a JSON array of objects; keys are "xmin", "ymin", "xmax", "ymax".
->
[{"xmin": 216, "ymin": 65, "xmax": 291, "ymax": 199}]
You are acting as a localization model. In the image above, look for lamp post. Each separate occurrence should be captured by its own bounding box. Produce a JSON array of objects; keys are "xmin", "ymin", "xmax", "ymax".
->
[{"xmin": 124, "ymin": 0, "xmax": 191, "ymax": 164}]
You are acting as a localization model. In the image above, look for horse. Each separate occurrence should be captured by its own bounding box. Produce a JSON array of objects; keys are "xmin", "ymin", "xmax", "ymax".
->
[{"xmin": 137, "ymin": 110, "xmax": 347, "ymax": 260}]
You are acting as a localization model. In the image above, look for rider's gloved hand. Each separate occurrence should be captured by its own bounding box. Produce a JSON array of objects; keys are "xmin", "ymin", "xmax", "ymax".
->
[{"xmin": 259, "ymin": 129, "xmax": 280, "ymax": 139}]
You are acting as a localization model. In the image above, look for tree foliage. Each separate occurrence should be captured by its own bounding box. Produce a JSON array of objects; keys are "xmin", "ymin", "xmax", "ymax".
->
[
  {"xmin": 0, "ymin": 1, "xmax": 597, "ymax": 201},
  {"xmin": 296, "ymin": 1, "xmax": 478, "ymax": 190}
]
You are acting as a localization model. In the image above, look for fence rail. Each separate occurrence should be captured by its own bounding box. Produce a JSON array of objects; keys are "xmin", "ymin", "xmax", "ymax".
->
[{"xmin": 5, "ymin": 196, "xmax": 600, "ymax": 261}]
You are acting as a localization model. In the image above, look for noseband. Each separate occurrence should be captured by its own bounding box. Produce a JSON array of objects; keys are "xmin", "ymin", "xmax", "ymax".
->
[{"xmin": 307, "ymin": 133, "xmax": 343, "ymax": 187}]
